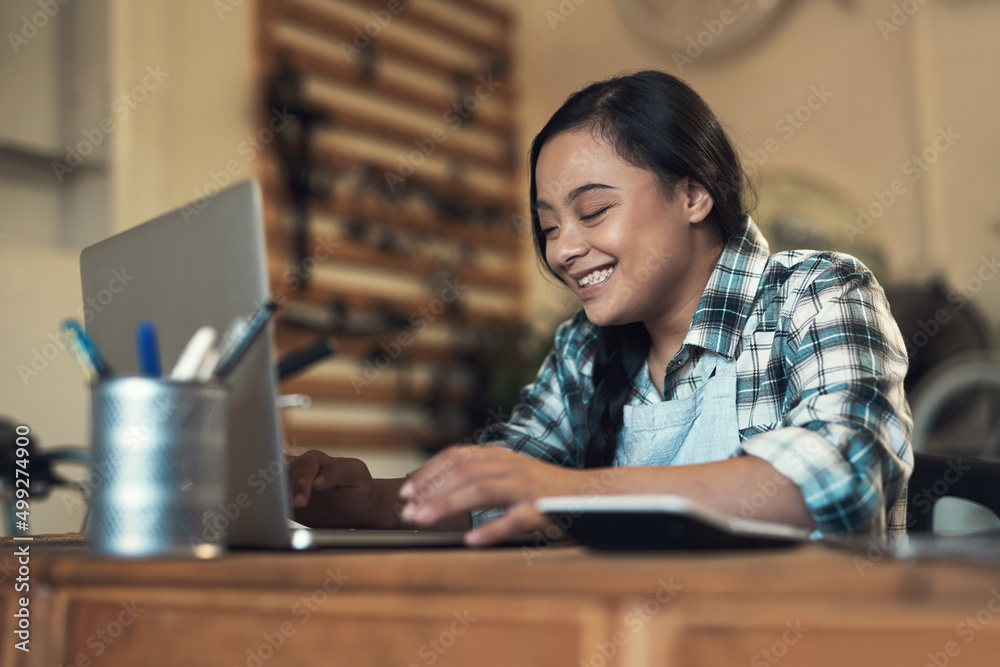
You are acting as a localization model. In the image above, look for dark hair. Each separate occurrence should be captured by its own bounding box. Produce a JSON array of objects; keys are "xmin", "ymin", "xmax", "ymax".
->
[{"xmin": 527, "ymin": 70, "xmax": 754, "ymax": 468}]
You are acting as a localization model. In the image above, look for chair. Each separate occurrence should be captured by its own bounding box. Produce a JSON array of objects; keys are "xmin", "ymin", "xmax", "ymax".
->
[{"xmin": 905, "ymin": 452, "xmax": 1000, "ymax": 533}]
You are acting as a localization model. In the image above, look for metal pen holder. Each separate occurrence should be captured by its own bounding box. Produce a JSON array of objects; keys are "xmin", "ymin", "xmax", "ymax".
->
[{"xmin": 88, "ymin": 377, "xmax": 228, "ymax": 558}]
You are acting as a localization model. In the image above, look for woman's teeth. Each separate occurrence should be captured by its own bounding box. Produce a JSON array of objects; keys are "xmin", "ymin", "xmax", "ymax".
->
[{"xmin": 578, "ymin": 266, "xmax": 615, "ymax": 287}]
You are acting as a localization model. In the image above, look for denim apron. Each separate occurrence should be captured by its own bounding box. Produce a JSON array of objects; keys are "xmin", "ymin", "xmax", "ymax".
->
[{"xmin": 614, "ymin": 352, "xmax": 741, "ymax": 467}]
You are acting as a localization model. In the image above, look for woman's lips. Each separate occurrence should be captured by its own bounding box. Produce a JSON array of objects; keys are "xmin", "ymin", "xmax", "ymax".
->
[{"xmin": 575, "ymin": 264, "xmax": 616, "ymax": 296}]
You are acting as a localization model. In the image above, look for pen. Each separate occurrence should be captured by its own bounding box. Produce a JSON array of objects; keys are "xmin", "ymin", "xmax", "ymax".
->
[
  {"xmin": 213, "ymin": 300, "xmax": 278, "ymax": 380},
  {"xmin": 216, "ymin": 317, "xmax": 249, "ymax": 362},
  {"xmin": 170, "ymin": 326, "xmax": 218, "ymax": 381},
  {"xmin": 62, "ymin": 320, "xmax": 111, "ymax": 380},
  {"xmin": 135, "ymin": 321, "xmax": 162, "ymax": 376}
]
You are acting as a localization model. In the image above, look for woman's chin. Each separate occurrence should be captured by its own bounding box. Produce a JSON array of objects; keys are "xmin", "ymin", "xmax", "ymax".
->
[{"xmin": 582, "ymin": 304, "xmax": 627, "ymax": 328}]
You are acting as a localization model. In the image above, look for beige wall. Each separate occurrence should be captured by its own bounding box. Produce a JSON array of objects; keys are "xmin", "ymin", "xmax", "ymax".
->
[
  {"xmin": 1, "ymin": 0, "xmax": 271, "ymax": 534},
  {"xmin": 2, "ymin": 0, "xmax": 999, "ymax": 533},
  {"xmin": 1, "ymin": 0, "xmax": 98, "ymax": 535},
  {"xmin": 107, "ymin": 0, "xmax": 258, "ymax": 232}
]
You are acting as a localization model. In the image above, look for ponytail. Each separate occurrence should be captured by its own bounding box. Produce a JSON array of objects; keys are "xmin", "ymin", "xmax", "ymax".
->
[{"xmin": 584, "ymin": 323, "xmax": 650, "ymax": 467}]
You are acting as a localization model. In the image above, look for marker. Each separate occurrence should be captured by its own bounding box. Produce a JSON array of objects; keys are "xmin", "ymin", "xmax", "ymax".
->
[
  {"xmin": 213, "ymin": 300, "xmax": 278, "ymax": 379},
  {"xmin": 135, "ymin": 321, "xmax": 162, "ymax": 376},
  {"xmin": 196, "ymin": 317, "xmax": 247, "ymax": 380},
  {"xmin": 195, "ymin": 348, "xmax": 220, "ymax": 382},
  {"xmin": 62, "ymin": 320, "xmax": 111, "ymax": 380},
  {"xmin": 170, "ymin": 326, "xmax": 218, "ymax": 381},
  {"xmin": 61, "ymin": 320, "xmax": 98, "ymax": 382}
]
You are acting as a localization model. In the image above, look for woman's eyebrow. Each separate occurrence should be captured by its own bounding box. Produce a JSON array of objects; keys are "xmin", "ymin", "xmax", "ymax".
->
[
  {"xmin": 565, "ymin": 183, "xmax": 615, "ymax": 205},
  {"xmin": 536, "ymin": 183, "xmax": 616, "ymax": 211}
]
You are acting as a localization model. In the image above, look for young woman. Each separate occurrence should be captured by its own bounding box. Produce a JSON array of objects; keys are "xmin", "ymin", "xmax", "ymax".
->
[{"xmin": 289, "ymin": 70, "xmax": 913, "ymax": 546}]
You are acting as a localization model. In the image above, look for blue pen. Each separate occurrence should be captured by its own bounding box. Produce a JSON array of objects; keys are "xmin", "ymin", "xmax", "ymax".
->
[
  {"xmin": 62, "ymin": 320, "xmax": 111, "ymax": 380},
  {"xmin": 135, "ymin": 321, "xmax": 162, "ymax": 376}
]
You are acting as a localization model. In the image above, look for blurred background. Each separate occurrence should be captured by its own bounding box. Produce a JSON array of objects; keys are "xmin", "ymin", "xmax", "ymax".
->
[{"xmin": 1, "ymin": 0, "xmax": 999, "ymax": 534}]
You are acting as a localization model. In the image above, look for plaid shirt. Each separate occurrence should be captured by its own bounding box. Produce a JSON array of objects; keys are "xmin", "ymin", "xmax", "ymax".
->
[{"xmin": 476, "ymin": 216, "xmax": 913, "ymax": 538}]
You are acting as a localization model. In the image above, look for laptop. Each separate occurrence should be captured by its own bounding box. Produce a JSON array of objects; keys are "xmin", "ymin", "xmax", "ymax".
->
[{"xmin": 80, "ymin": 180, "xmax": 467, "ymax": 549}]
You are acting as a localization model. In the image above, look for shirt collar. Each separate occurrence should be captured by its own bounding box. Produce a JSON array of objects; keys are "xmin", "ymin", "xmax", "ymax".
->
[{"xmin": 682, "ymin": 215, "xmax": 770, "ymax": 360}]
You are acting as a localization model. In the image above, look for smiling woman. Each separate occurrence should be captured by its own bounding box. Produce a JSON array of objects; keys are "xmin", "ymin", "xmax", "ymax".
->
[
  {"xmin": 288, "ymin": 70, "xmax": 914, "ymax": 547},
  {"xmin": 533, "ymin": 134, "xmax": 724, "ymax": 401}
]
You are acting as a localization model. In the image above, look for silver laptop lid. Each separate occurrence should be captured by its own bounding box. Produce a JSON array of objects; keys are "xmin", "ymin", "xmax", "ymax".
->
[{"xmin": 80, "ymin": 180, "xmax": 291, "ymax": 548}]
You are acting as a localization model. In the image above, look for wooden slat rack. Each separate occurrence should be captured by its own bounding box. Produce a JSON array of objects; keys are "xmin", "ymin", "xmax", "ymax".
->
[{"xmin": 256, "ymin": 0, "xmax": 523, "ymax": 451}]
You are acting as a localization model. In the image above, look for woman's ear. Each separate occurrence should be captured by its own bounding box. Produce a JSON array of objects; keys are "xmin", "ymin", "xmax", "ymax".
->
[{"xmin": 682, "ymin": 178, "xmax": 714, "ymax": 224}]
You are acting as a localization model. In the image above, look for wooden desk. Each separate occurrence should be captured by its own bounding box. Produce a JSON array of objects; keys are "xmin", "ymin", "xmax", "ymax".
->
[{"xmin": 3, "ymin": 535, "xmax": 1000, "ymax": 666}]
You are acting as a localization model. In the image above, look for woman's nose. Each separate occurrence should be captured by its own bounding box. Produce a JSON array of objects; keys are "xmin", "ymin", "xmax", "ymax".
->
[{"xmin": 550, "ymin": 225, "xmax": 589, "ymax": 267}]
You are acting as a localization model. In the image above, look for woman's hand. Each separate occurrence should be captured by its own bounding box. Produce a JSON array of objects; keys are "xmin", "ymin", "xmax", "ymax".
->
[
  {"xmin": 398, "ymin": 445, "xmax": 585, "ymax": 546},
  {"xmin": 287, "ymin": 450, "xmax": 390, "ymax": 529}
]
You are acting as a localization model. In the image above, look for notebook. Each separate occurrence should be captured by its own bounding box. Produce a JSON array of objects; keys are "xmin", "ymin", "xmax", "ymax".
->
[{"xmin": 536, "ymin": 494, "xmax": 809, "ymax": 550}]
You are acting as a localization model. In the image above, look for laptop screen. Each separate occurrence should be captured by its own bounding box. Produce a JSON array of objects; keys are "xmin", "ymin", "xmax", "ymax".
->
[{"xmin": 79, "ymin": 180, "xmax": 292, "ymax": 548}]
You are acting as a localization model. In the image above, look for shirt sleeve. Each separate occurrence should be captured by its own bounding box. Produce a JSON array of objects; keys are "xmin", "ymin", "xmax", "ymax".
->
[
  {"xmin": 471, "ymin": 311, "xmax": 593, "ymax": 526},
  {"xmin": 739, "ymin": 257, "xmax": 914, "ymax": 537}
]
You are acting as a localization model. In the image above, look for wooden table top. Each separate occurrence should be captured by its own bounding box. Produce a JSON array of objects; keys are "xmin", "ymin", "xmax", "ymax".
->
[{"xmin": 4, "ymin": 533, "xmax": 1000, "ymax": 604}]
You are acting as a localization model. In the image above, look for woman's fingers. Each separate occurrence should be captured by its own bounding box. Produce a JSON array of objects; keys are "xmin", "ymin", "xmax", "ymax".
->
[
  {"xmin": 288, "ymin": 452, "xmax": 369, "ymax": 507},
  {"xmin": 399, "ymin": 448, "xmax": 527, "ymax": 520},
  {"xmin": 314, "ymin": 456, "xmax": 369, "ymax": 490},
  {"xmin": 464, "ymin": 502, "xmax": 548, "ymax": 547},
  {"xmin": 399, "ymin": 445, "xmax": 479, "ymax": 500},
  {"xmin": 288, "ymin": 452, "xmax": 322, "ymax": 507},
  {"xmin": 401, "ymin": 474, "xmax": 512, "ymax": 526},
  {"xmin": 397, "ymin": 445, "xmax": 580, "ymax": 534}
]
